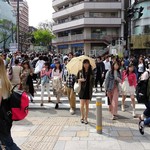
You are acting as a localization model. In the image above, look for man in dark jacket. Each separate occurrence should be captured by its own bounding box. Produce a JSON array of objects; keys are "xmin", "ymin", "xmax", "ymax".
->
[
  {"xmin": 139, "ymin": 64, "xmax": 150, "ymax": 135},
  {"xmin": 95, "ymin": 56, "xmax": 105, "ymax": 92}
]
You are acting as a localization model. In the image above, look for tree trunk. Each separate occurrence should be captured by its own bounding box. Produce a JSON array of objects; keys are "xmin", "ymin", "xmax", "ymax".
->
[{"xmin": 3, "ymin": 40, "xmax": 6, "ymax": 50}]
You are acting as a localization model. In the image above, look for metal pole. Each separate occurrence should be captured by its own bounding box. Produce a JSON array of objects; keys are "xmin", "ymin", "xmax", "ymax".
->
[
  {"xmin": 128, "ymin": 0, "xmax": 131, "ymax": 57},
  {"xmin": 17, "ymin": 0, "xmax": 19, "ymax": 51},
  {"xmin": 96, "ymin": 97, "xmax": 102, "ymax": 134}
]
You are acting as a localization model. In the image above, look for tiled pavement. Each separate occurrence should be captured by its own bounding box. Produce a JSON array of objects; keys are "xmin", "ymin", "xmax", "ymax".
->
[{"xmin": 11, "ymin": 109, "xmax": 150, "ymax": 150}]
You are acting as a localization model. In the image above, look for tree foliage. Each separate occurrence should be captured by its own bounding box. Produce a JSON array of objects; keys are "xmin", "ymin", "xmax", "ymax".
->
[
  {"xmin": 33, "ymin": 29, "xmax": 55, "ymax": 46},
  {"xmin": 0, "ymin": 19, "xmax": 16, "ymax": 49}
]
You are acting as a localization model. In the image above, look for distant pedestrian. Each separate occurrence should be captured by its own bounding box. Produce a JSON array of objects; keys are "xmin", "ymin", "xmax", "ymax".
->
[
  {"xmin": 77, "ymin": 59, "xmax": 94, "ymax": 124},
  {"xmin": 103, "ymin": 55, "xmax": 111, "ymax": 76},
  {"xmin": 68, "ymin": 52, "xmax": 74, "ymax": 62},
  {"xmin": 105, "ymin": 61, "xmax": 122, "ymax": 120},
  {"xmin": 62, "ymin": 57, "xmax": 69, "ymax": 82},
  {"xmin": 40, "ymin": 62, "xmax": 52, "ymax": 106},
  {"xmin": 120, "ymin": 59, "xmax": 126, "ymax": 74},
  {"xmin": 51, "ymin": 61, "xmax": 62, "ymax": 109},
  {"xmin": 20, "ymin": 61, "xmax": 34, "ymax": 102},
  {"xmin": 121, "ymin": 64, "xmax": 137, "ymax": 117},
  {"xmin": 138, "ymin": 57, "xmax": 145, "ymax": 79},
  {"xmin": 0, "ymin": 57, "xmax": 21, "ymax": 150},
  {"xmin": 10, "ymin": 59, "xmax": 23, "ymax": 87},
  {"xmin": 95, "ymin": 56, "xmax": 105, "ymax": 92},
  {"xmin": 124, "ymin": 57, "xmax": 130, "ymax": 69}
]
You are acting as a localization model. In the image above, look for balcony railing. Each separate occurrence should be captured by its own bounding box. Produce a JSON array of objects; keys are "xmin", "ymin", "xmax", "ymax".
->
[
  {"xmin": 57, "ymin": 36, "xmax": 70, "ymax": 42},
  {"xmin": 91, "ymin": 33, "xmax": 118, "ymax": 41},
  {"xmin": 53, "ymin": 33, "xmax": 118, "ymax": 43},
  {"xmin": 53, "ymin": 18, "xmax": 121, "ymax": 32},
  {"xmin": 53, "ymin": 0, "xmax": 122, "ymax": 12},
  {"xmin": 71, "ymin": 34, "xmax": 84, "ymax": 41}
]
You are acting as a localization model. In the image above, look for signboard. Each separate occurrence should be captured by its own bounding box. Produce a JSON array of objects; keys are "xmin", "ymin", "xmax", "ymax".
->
[
  {"xmin": 9, "ymin": 43, "xmax": 18, "ymax": 53},
  {"xmin": 111, "ymin": 49, "xmax": 117, "ymax": 55}
]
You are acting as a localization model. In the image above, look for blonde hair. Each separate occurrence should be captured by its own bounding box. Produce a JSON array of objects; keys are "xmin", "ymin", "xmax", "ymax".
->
[{"xmin": 0, "ymin": 57, "xmax": 12, "ymax": 97}]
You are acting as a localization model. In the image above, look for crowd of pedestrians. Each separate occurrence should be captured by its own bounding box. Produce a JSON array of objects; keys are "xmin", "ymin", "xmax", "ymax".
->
[{"xmin": 0, "ymin": 51, "xmax": 150, "ymax": 148}]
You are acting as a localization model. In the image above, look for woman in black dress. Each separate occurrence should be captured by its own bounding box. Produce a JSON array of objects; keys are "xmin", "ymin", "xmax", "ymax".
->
[{"xmin": 77, "ymin": 59, "xmax": 94, "ymax": 124}]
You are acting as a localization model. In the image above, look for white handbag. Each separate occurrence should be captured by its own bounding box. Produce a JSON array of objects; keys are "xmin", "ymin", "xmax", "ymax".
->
[{"xmin": 74, "ymin": 82, "xmax": 81, "ymax": 93}]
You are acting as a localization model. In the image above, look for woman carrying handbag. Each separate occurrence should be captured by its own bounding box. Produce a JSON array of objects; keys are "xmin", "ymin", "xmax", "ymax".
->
[
  {"xmin": 77, "ymin": 59, "xmax": 94, "ymax": 124},
  {"xmin": 105, "ymin": 61, "xmax": 122, "ymax": 120}
]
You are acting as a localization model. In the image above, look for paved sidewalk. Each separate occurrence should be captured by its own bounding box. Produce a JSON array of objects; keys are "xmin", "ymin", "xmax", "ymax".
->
[{"xmin": 12, "ymin": 109, "xmax": 150, "ymax": 150}]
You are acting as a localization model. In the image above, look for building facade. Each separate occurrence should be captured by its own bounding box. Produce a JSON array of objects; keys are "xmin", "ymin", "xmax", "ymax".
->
[
  {"xmin": 10, "ymin": 0, "xmax": 29, "ymax": 32},
  {"xmin": 52, "ymin": 0, "xmax": 126, "ymax": 55},
  {"xmin": 0, "ymin": 0, "xmax": 16, "ymax": 50},
  {"xmin": 131, "ymin": 0, "xmax": 150, "ymax": 55}
]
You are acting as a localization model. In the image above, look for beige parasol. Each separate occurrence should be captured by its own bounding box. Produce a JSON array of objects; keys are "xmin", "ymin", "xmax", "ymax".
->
[{"xmin": 66, "ymin": 55, "xmax": 96, "ymax": 75}]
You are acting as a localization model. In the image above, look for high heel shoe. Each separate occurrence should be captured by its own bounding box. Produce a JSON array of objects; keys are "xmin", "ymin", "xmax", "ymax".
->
[{"xmin": 80, "ymin": 119, "xmax": 84, "ymax": 124}]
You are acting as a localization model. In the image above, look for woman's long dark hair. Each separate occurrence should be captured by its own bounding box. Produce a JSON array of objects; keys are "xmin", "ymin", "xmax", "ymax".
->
[
  {"xmin": 126, "ymin": 63, "xmax": 134, "ymax": 76},
  {"xmin": 111, "ymin": 61, "xmax": 120, "ymax": 75},
  {"xmin": 44, "ymin": 62, "xmax": 50, "ymax": 70},
  {"xmin": 82, "ymin": 59, "xmax": 93, "ymax": 78},
  {"xmin": 22, "ymin": 61, "xmax": 31, "ymax": 70},
  {"xmin": 54, "ymin": 61, "xmax": 62, "ymax": 73}
]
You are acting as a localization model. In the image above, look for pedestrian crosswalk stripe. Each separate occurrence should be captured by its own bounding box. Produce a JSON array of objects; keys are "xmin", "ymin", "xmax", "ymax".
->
[{"xmin": 29, "ymin": 82, "xmax": 146, "ymax": 110}]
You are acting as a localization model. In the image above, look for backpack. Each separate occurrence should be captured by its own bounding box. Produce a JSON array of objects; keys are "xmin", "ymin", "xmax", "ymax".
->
[
  {"xmin": 136, "ymin": 72, "xmax": 150, "ymax": 104},
  {"xmin": 7, "ymin": 86, "xmax": 29, "ymax": 121}
]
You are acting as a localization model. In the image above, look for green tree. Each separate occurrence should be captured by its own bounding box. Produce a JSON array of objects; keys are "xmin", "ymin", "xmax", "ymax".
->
[
  {"xmin": 33, "ymin": 29, "xmax": 55, "ymax": 46},
  {"xmin": 0, "ymin": 19, "xmax": 15, "ymax": 50}
]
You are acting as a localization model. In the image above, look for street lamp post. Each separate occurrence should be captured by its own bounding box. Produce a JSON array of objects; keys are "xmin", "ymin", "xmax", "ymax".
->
[
  {"xmin": 17, "ymin": 0, "xmax": 19, "ymax": 51},
  {"xmin": 127, "ymin": 0, "xmax": 132, "ymax": 57}
]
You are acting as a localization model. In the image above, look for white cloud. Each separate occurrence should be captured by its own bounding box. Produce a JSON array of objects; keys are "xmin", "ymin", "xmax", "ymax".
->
[{"xmin": 26, "ymin": 0, "xmax": 54, "ymax": 27}]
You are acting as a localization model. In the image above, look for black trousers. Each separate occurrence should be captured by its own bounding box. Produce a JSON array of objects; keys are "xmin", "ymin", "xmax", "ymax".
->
[{"xmin": 95, "ymin": 77, "xmax": 104, "ymax": 88}]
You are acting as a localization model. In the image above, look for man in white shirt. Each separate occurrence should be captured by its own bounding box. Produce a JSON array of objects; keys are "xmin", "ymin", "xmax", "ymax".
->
[
  {"xmin": 34, "ymin": 56, "xmax": 45, "ymax": 74},
  {"xmin": 103, "ymin": 55, "xmax": 111, "ymax": 76}
]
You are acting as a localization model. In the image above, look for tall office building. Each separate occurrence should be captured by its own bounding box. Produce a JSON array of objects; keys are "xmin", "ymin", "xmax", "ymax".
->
[
  {"xmin": 52, "ymin": 0, "xmax": 126, "ymax": 55},
  {"xmin": 10, "ymin": 0, "xmax": 29, "ymax": 32}
]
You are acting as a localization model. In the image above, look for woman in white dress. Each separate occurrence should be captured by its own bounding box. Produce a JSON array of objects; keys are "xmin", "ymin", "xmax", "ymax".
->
[
  {"xmin": 121, "ymin": 64, "xmax": 137, "ymax": 117},
  {"xmin": 51, "ymin": 61, "xmax": 62, "ymax": 109}
]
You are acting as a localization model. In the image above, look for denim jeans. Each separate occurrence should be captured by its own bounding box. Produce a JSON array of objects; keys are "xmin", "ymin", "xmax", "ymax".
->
[
  {"xmin": 0, "ymin": 135, "xmax": 20, "ymax": 150},
  {"xmin": 144, "ymin": 101, "xmax": 150, "ymax": 126},
  {"xmin": 144, "ymin": 101, "xmax": 150, "ymax": 117}
]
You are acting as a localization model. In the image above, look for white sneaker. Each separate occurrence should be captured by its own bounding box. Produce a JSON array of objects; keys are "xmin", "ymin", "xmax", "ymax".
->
[
  {"xmin": 121, "ymin": 105, "xmax": 125, "ymax": 112},
  {"xmin": 132, "ymin": 109, "xmax": 136, "ymax": 117},
  {"xmin": 70, "ymin": 108, "xmax": 75, "ymax": 115}
]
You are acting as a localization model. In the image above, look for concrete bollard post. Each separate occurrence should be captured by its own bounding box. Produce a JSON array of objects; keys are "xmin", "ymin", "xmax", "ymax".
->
[{"xmin": 96, "ymin": 97, "xmax": 102, "ymax": 134}]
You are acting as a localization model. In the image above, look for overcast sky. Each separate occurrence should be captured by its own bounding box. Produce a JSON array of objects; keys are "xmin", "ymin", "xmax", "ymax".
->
[{"xmin": 26, "ymin": 0, "xmax": 54, "ymax": 27}]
